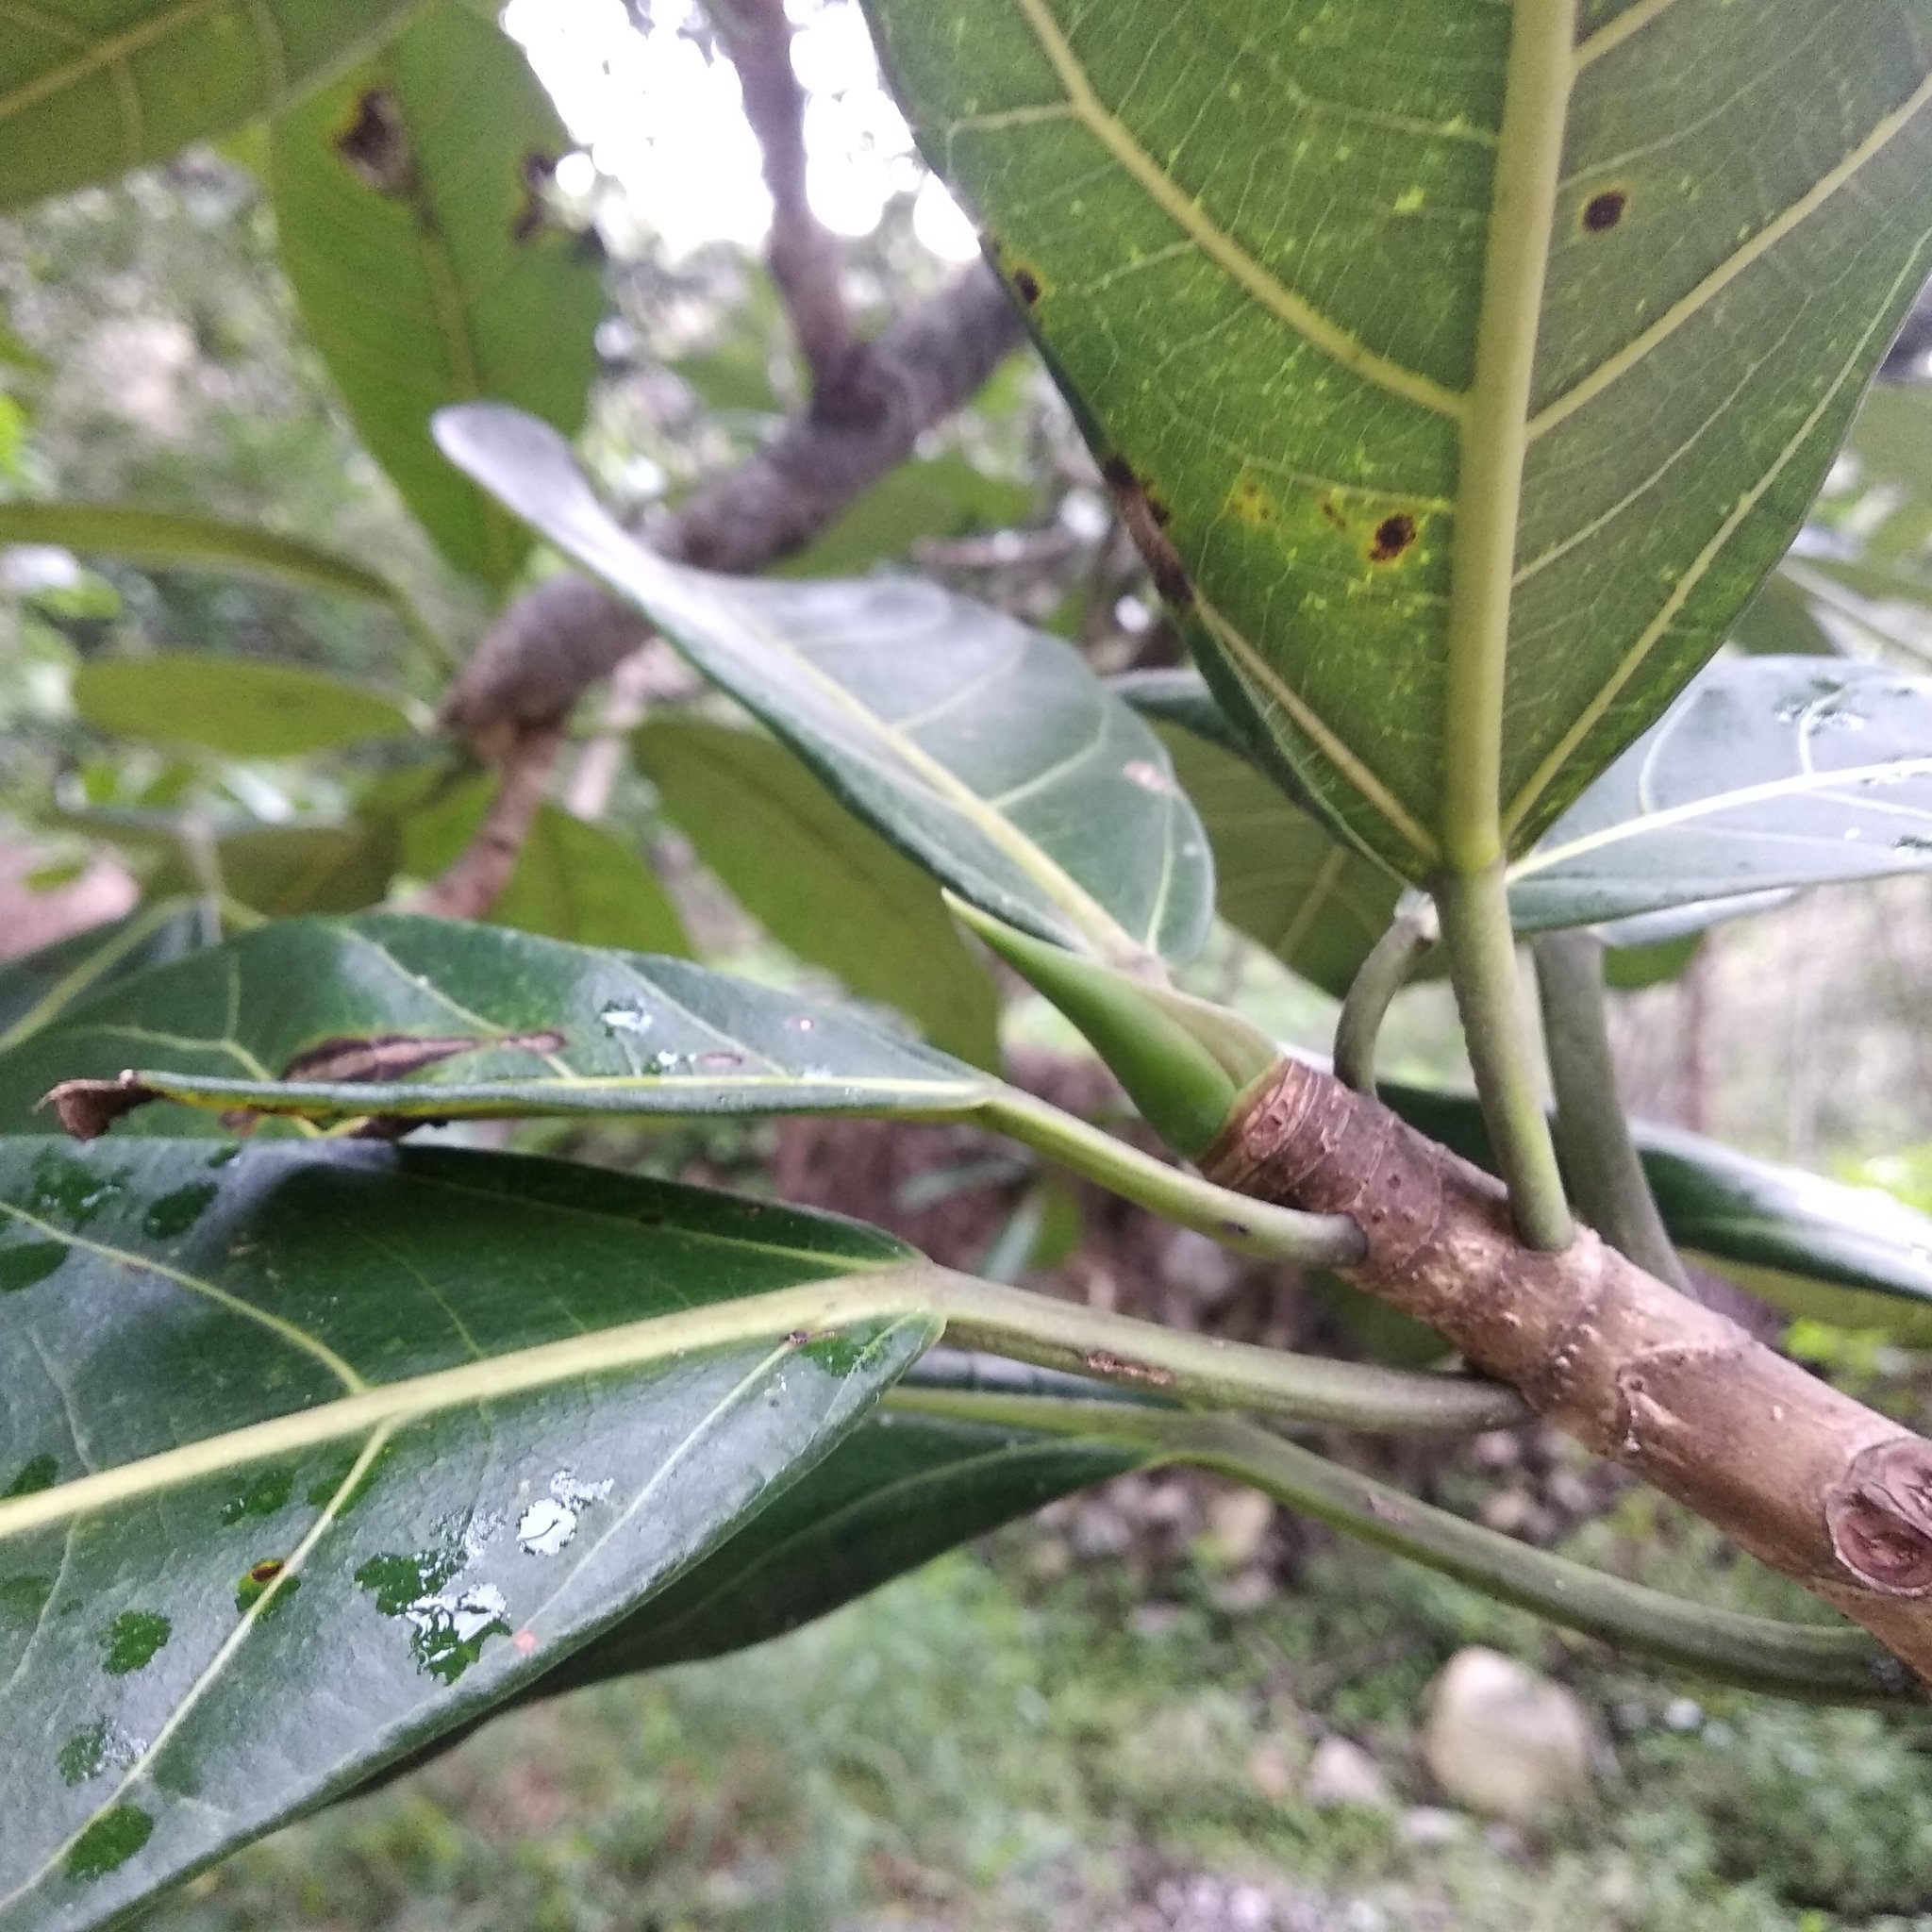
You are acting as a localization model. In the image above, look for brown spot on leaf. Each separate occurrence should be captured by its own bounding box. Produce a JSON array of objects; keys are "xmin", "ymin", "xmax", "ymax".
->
[
  {"xmin": 1012, "ymin": 265, "xmax": 1041, "ymax": 305},
  {"xmin": 1370, "ymin": 513, "xmax": 1418, "ymax": 563},
  {"xmin": 42, "ymin": 1074, "xmax": 156, "ymax": 1141},
  {"xmin": 1581, "ymin": 188, "xmax": 1629, "ymax": 233},
  {"xmin": 279, "ymin": 1030, "xmax": 565, "ymax": 1086},
  {"xmin": 1082, "ymin": 1350, "xmax": 1176, "ymax": 1388},
  {"xmin": 247, "ymin": 1559, "xmax": 284, "ymax": 1587},
  {"xmin": 511, "ymin": 152, "xmax": 559, "ymax": 244},
  {"xmin": 1102, "ymin": 458, "xmax": 1192, "ymax": 609},
  {"xmin": 1318, "ymin": 498, "xmax": 1349, "ymax": 532},
  {"xmin": 336, "ymin": 89, "xmax": 415, "ymax": 198}
]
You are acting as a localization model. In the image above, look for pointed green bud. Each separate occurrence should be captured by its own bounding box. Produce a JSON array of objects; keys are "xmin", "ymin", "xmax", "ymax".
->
[{"xmin": 946, "ymin": 896, "xmax": 1282, "ymax": 1159}]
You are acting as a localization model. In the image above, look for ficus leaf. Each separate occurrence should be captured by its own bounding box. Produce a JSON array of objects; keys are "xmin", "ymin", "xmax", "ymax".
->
[
  {"xmin": 861, "ymin": 0, "xmax": 1932, "ymax": 874},
  {"xmin": 0, "ymin": 1, "xmax": 420, "ymax": 214},
  {"xmin": 0, "ymin": 914, "xmax": 995, "ymax": 1141},
  {"xmin": 269, "ymin": 2, "xmax": 604, "ymax": 589},
  {"xmin": 0, "ymin": 505, "xmax": 427, "ymax": 638},
  {"xmin": 0, "ymin": 1135, "xmax": 939, "ymax": 1925},
  {"xmin": 1505, "ymin": 658, "xmax": 1932, "ymax": 932},
  {"xmin": 434, "ymin": 404, "xmax": 1214, "ymax": 974},
  {"xmin": 73, "ymin": 657, "xmax": 415, "ymax": 758},
  {"xmin": 638, "ymin": 718, "xmax": 998, "ymax": 1066}
]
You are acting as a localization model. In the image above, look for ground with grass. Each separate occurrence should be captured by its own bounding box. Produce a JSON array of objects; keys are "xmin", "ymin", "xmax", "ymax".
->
[{"xmin": 137, "ymin": 1475, "xmax": 1932, "ymax": 1932}]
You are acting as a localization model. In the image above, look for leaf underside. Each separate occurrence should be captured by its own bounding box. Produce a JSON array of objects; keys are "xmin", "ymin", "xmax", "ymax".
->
[
  {"xmin": 0, "ymin": 1, "xmax": 419, "ymax": 213},
  {"xmin": 1507, "ymin": 657, "xmax": 1932, "ymax": 929},
  {"xmin": 862, "ymin": 0, "xmax": 1932, "ymax": 874},
  {"xmin": 269, "ymin": 2, "xmax": 604, "ymax": 588},
  {"xmin": 0, "ymin": 1137, "xmax": 938, "ymax": 1928},
  {"xmin": 436, "ymin": 406, "xmax": 1215, "ymax": 971}
]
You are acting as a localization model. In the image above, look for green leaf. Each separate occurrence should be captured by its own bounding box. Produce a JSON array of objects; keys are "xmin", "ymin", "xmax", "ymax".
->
[
  {"xmin": 0, "ymin": 0, "xmax": 420, "ymax": 213},
  {"xmin": 535, "ymin": 1363, "xmax": 1144, "ymax": 1688},
  {"xmin": 210, "ymin": 825, "xmax": 399, "ymax": 917},
  {"xmin": 1728, "ymin": 567, "xmax": 1843, "ymax": 658},
  {"xmin": 778, "ymin": 454, "xmax": 1036, "ymax": 578},
  {"xmin": 435, "ymin": 405, "xmax": 1214, "ymax": 974},
  {"xmin": 1506, "ymin": 658, "xmax": 1932, "ymax": 933},
  {"xmin": 0, "ymin": 901, "xmax": 213, "ymax": 1057},
  {"xmin": 73, "ymin": 657, "xmax": 414, "ymax": 757},
  {"xmin": 399, "ymin": 778, "xmax": 691, "ymax": 956},
  {"xmin": 0, "ymin": 503, "xmax": 424, "ymax": 625},
  {"xmin": 1149, "ymin": 713, "xmax": 1401, "ymax": 1000},
  {"xmin": 1385, "ymin": 1082, "xmax": 1932, "ymax": 1341},
  {"xmin": 638, "ymin": 718, "xmax": 998, "ymax": 1066},
  {"xmin": 269, "ymin": 2, "xmax": 604, "ymax": 589},
  {"xmin": 861, "ymin": 0, "xmax": 1932, "ymax": 874},
  {"xmin": 0, "ymin": 1134, "xmax": 938, "ymax": 1924},
  {"xmin": 0, "ymin": 913, "xmax": 995, "ymax": 1139}
]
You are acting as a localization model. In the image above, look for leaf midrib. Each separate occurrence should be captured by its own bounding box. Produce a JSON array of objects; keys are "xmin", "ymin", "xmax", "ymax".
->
[{"xmin": 0, "ymin": 1267, "xmax": 941, "ymax": 1542}]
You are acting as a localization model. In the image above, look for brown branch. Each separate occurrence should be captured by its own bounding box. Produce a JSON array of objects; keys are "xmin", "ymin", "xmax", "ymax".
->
[
  {"xmin": 709, "ymin": 0, "xmax": 858, "ymax": 400},
  {"xmin": 1204, "ymin": 1056, "xmax": 1932, "ymax": 1690},
  {"xmin": 408, "ymin": 725, "xmax": 562, "ymax": 922}
]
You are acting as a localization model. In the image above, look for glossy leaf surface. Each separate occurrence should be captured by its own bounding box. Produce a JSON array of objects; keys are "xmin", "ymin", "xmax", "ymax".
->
[
  {"xmin": 0, "ymin": 1136, "xmax": 935, "ymax": 1927},
  {"xmin": 538, "ymin": 1365, "xmax": 1144, "ymax": 1687},
  {"xmin": 1387, "ymin": 1083, "xmax": 1932, "ymax": 1339},
  {"xmin": 436, "ymin": 405, "xmax": 1213, "ymax": 972},
  {"xmin": 270, "ymin": 3, "xmax": 603, "ymax": 588},
  {"xmin": 1148, "ymin": 715, "xmax": 1400, "ymax": 1000},
  {"xmin": 73, "ymin": 658, "xmax": 413, "ymax": 758},
  {"xmin": 0, "ymin": 903, "xmax": 213, "ymax": 1057},
  {"xmin": 1506, "ymin": 658, "xmax": 1932, "ymax": 931},
  {"xmin": 0, "ymin": 914, "xmax": 993, "ymax": 1138},
  {"xmin": 639, "ymin": 719, "xmax": 998, "ymax": 1066},
  {"xmin": 0, "ymin": 1, "xmax": 418, "ymax": 213},
  {"xmin": 863, "ymin": 0, "xmax": 1932, "ymax": 873}
]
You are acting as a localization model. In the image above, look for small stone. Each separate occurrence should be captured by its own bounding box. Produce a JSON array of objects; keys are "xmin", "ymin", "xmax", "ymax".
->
[
  {"xmin": 1472, "ymin": 1429, "xmax": 1524, "ymax": 1472},
  {"xmin": 1212, "ymin": 1569, "xmax": 1276, "ymax": 1616},
  {"xmin": 1422, "ymin": 1647, "xmax": 1594, "ymax": 1823},
  {"xmin": 1399, "ymin": 1806, "xmax": 1466, "ymax": 1847},
  {"xmin": 1662, "ymin": 1696, "xmax": 1704, "ymax": 1732},
  {"xmin": 1476, "ymin": 1489, "xmax": 1540, "ymax": 1537},
  {"xmin": 1206, "ymin": 1487, "xmax": 1275, "ymax": 1568},
  {"xmin": 1250, "ymin": 1740, "xmax": 1297, "ymax": 1804},
  {"xmin": 1303, "ymin": 1735, "xmax": 1392, "ymax": 1811},
  {"xmin": 1226, "ymin": 1883, "xmax": 1273, "ymax": 1929}
]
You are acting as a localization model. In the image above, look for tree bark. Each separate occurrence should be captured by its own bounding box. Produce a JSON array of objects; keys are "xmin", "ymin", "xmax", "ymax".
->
[{"xmin": 1204, "ymin": 1055, "xmax": 1932, "ymax": 1690}]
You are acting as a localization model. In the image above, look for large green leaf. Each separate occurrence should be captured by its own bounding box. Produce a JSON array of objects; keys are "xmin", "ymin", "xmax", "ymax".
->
[
  {"xmin": 0, "ymin": 1136, "xmax": 936, "ymax": 1926},
  {"xmin": 638, "ymin": 718, "xmax": 998, "ymax": 1066},
  {"xmin": 1506, "ymin": 658, "xmax": 1932, "ymax": 931},
  {"xmin": 398, "ymin": 778, "xmax": 691, "ymax": 956},
  {"xmin": 435, "ymin": 406, "xmax": 1214, "ymax": 974},
  {"xmin": 0, "ymin": 902, "xmax": 213, "ymax": 1057},
  {"xmin": 0, "ymin": 914, "xmax": 995, "ymax": 1139},
  {"xmin": 0, "ymin": 1, "xmax": 418, "ymax": 213},
  {"xmin": 862, "ymin": 0, "xmax": 1932, "ymax": 875},
  {"xmin": 269, "ymin": 2, "xmax": 603, "ymax": 589},
  {"xmin": 535, "ymin": 1361, "xmax": 1145, "ymax": 1688},
  {"xmin": 73, "ymin": 657, "xmax": 414, "ymax": 758},
  {"xmin": 1387, "ymin": 1082, "xmax": 1932, "ymax": 1341},
  {"xmin": 1148, "ymin": 714, "xmax": 1400, "ymax": 1000},
  {"xmin": 0, "ymin": 504, "xmax": 424, "ymax": 631}
]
